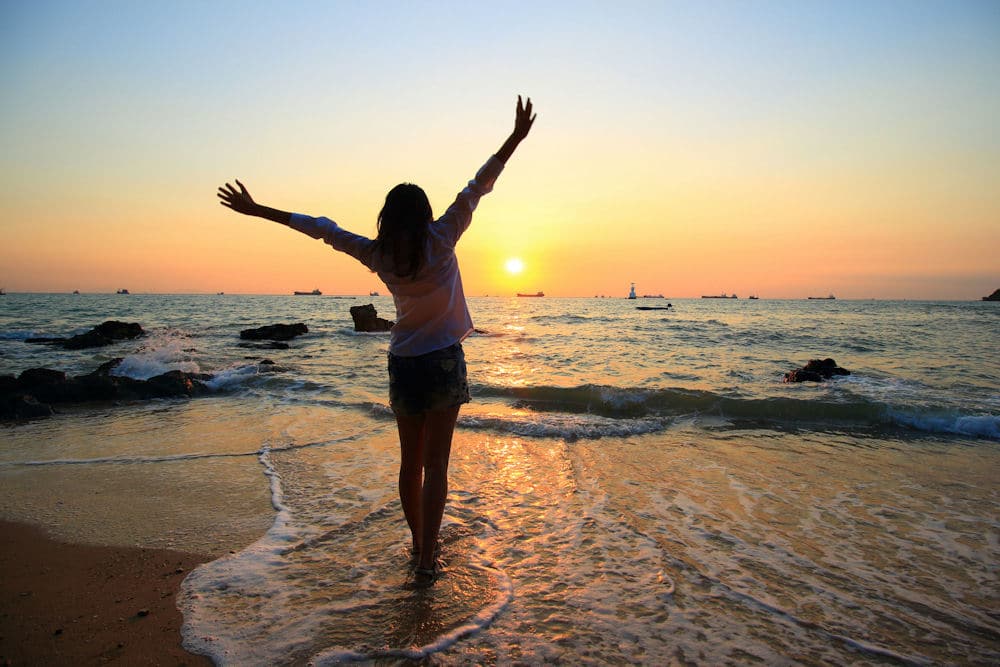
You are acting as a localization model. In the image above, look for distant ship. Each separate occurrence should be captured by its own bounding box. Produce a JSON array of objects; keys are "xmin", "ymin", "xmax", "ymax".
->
[
  {"xmin": 641, "ymin": 294, "xmax": 665, "ymax": 299},
  {"xmin": 73, "ymin": 290, "xmax": 80, "ymax": 294},
  {"xmin": 369, "ymin": 290, "xmax": 380, "ymax": 297},
  {"xmin": 517, "ymin": 292, "xmax": 544, "ymax": 297},
  {"xmin": 116, "ymin": 288, "xmax": 129, "ymax": 294},
  {"xmin": 294, "ymin": 289, "xmax": 322, "ymax": 296},
  {"xmin": 702, "ymin": 293, "xmax": 737, "ymax": 299},
  {"xmin": 748, "ymin": 294, "xmax": 759, "ymax": 300},
  {"xmin": 0, "ymin": 288, "xmax": 5, "ymax": 296},
  {"xmin": 808, "ymin": 294, "xmax": 836, "ymax": 300}
]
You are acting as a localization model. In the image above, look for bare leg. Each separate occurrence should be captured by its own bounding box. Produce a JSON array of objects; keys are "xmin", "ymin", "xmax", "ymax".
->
[
  {"xmin": 396, "ymin": 413, "xmax": 426, "ymax": 554},
  {"xmin": 416, "ymin": 405, "xmax": 461, "ymax": 571}
]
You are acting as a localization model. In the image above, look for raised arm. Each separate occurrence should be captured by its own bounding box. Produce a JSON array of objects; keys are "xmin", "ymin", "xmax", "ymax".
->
[
  {"xmin": 495, "ymin": 95, "xmax": 536, "ymax": 164},
  {"xmin": 217, "ymin": 180, "xmax": 292, "ymax": 225}
]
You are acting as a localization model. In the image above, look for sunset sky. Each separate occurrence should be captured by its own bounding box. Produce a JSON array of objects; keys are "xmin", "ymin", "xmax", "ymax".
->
[{"xmin": 2, "ymin": 1, "xmax": 997, "ymax": 299}]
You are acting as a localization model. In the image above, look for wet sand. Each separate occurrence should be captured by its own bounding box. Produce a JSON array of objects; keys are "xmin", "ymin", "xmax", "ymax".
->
[{"xmin": 0, "ymin": 519, "xmax": 211, "ymax": 666}]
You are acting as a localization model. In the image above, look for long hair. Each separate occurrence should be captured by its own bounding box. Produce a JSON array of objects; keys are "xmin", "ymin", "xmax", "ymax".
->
[{"xmin": 373, "ymin": 183, "xmax": 432, "ymax": 279}]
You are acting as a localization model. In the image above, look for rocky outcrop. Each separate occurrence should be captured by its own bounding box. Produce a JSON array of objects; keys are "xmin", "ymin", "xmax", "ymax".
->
[
  {"xmin": 983, "ymin": 289, "xmax": 1000, "ymax": 302},
  {"xmin": 349, "ymin": 304, "xmax": 393, "ymax": 332},
  {"xmin": 1, "ymin": 359, "xmax": 213, "ymax": 420},
  {"xmin": 239, "ymin": 323, "xmax": 308, "ymax": 341},
  {"xmin": 784, "ymin": 358, "xmax": 851, "ymax": 383},
  {"xmin": 25, "ymin": 321, "xmax": 145, "ymax": 349}
]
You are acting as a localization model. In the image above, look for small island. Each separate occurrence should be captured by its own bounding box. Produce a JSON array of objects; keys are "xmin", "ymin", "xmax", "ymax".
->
[{"xmin": 983, "ymin": 288, "xmax": 1000, "ymax": 302}]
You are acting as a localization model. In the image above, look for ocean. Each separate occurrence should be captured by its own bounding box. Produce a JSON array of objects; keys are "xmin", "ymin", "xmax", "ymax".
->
[{"xmin": 1, "ymin": 293, "xmax": 998, "ymax": 665}]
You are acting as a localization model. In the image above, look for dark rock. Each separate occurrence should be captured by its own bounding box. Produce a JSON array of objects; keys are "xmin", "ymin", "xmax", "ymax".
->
[
  {"xmin": 784, "ymin": 358, "xmax": 851, "ymax": 383},
  {"xmin": 27, "ymin": 321, "xmax": 144, "ymax": 350},
  {"xmin": 0, "ymin": 375, "xmax": 18, "ymax": 393},
  {"xmin": 237, "ymin": 341, "xmax": 290, "ymax": 350},
  {"xmin": 18, "ymin": 368, "xmax": 67, "ymax": 387},
  {"xmin": 142, "ymin": 371, "xmax": 208, "ymax": 398},
  {"xmin": 63, "ymin": 330, "xmax": 114, "ymax": 349},
  {"xmin": 94, "ymin": 321, "xmax": 144, "ymax": 340},
  {"xmin": 1, "ymin": 394, "xmax": 54, "ymax": 419},
  {"xmin": 239, "ymin": 323, "xmax": 308, "ymax": 341},
  {"xmin": 24, "ymin": 337, "xmax": 67, "ymax": 345},
  {"xmin": 983, "ymin": 288, "xmax": 1000, "ymax": 302},
  {"xmin": 1, "ymin": 361, "xmax": 215, "ymax": 421},
  {"xmin": 349, "ymin": 304, "xmax": 394, "ymax": 332}
]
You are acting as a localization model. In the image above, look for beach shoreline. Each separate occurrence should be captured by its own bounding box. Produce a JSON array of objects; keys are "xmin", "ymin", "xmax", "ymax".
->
[{"xmin": 0, "ymin": 519, "xmax": 212, "ymax": 666}]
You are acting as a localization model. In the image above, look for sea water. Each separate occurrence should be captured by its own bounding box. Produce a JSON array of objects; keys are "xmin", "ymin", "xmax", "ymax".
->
[{"xmin": 1, "ymin": 294, "xmax": 997, "ymax": 664}]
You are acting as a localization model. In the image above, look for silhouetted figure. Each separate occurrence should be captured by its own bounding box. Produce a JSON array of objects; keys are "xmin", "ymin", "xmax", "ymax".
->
[{"xmin": 218, "ymin": 96, "xmax": 536, "ymax": 584}]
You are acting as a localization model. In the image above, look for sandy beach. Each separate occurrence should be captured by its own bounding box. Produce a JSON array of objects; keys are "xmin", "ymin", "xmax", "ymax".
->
[{"xmin": 0, "ymin": 519, "xmax": 211, "ymax": 666}]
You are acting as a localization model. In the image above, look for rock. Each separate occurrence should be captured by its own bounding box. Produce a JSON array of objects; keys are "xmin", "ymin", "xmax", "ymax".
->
[
  {"xmin": 18, "ymin": 368, "xmax": 67, "ymax": 387},
  {"xmin": 784, "ymin": 358, "xmax": 851, "ymax": 383},
  {"xmin": 239, "ymin": 323, "xmax": 308, "ymax": 341},
  {"xmin": 24, "ymin": 336, "xmax": 67, "ymax": 345},
  {"xmin": 983, "ymin": 288, "xmax": 1000, "ymax": 302},
  {"xmin": 349, "ymin": 304, "xmax": 394, "ymax": 332},
  {"xmin": 1, "ymin": 394, "xmax": 54, "ymax": 419},
  {"xmin": 25, "ymin": 321, "xmax": 144, "ymax": 350},
  {"xmin": 1, "ymin": 361, "xmax": 215, "ymax": 420},
  {"xmin": 0, "ymin": 375, "xmax": 18, "ymax": 393},
  {"xmin": 93, "ymin": 321, "xmax": 144, "ymax": 339},
  {"xmin": 141, "ymin": 370, "xmax": 211, "ymax": 398}
]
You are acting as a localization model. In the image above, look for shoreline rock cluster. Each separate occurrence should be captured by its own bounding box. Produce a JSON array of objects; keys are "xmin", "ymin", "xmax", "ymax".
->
[
  {"xmin": 784, "ymin": 358, "xmax": 851, "ymax": 383},
  {"xmin": 1, "ymin": 359, "xmax": 213, "ymax": 420}
]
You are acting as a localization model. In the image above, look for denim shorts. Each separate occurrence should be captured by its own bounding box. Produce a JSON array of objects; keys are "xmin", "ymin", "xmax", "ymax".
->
[{"xmin": 387, "ymin": 343, "xmax": 471, "ymax": 416}]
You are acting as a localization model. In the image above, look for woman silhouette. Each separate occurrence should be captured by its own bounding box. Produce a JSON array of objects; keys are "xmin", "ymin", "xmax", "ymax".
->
[{"xmin": 218, "ymin": 96, "xmax": 536, "ymax": 583}]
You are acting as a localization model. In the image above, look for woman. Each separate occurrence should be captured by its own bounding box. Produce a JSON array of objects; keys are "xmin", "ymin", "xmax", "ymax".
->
[{"xmin": 217, "ymin": 96, "xmax": 536, "ymax": 583}]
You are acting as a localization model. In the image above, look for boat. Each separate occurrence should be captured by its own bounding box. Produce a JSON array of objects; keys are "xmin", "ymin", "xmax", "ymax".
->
[
  {"xmin": 627, "ymin": 283, "xmax": 637, "ymax": 300},
  {"xmin": 808, "ymin": 294, "xmax": 836, "ymax": 300},
  {"xmin": 517, "ymin": 292, "xmax": 544, "ymax": 297},
  {"xmin": 72, "ymin": 290, "xmax": 80, "ymax": 294},
  {"xmin": 369, "ymin": 290, "xmax": 380, "ymax": 297},
  {"xmin": 116, "ymin": 288, "xmax": 129, "ymax": 295},
  {"xmin": 636, "ymin": 303, "xmax": 673, "ymax": 311},
  {"xmin": 293, "ymin": 289, "xmax": 322, "ymax": 296},
  {"xmin": 641, "ymin": 294, "xmax": 665, "ymax": 299},
  {"xmin": 0, "ymin": 288, "xmax": 5, "ymax": 295},
  {"xmin": 701, "ymin": 293, "xmax": 737, "ymax": 299},
  {"xmin": 748, "ymin": 294, "xmax": 759, "ymax": 300}
]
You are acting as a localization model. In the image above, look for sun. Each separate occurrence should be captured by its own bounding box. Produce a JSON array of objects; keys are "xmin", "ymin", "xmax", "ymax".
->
[{"xmin": 505, "ymin": 257, "xmax": 525, "ymax": 274}]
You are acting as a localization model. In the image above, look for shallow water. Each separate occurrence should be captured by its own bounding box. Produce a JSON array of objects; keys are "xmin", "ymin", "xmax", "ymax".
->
[{"xmin": 1, "ymin": 294, "xmax": 998, "ymax": 664}]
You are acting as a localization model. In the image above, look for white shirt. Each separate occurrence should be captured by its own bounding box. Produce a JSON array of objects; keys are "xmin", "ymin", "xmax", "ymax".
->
[{"xmin": 287, "ymin": 155, "xmax": 504, "ymax": 357}]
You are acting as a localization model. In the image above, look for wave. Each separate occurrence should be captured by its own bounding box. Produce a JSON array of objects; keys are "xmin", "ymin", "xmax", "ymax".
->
[{"xmin": 472, "ymin": 383, "xmax": 1000, "ymax": 441}]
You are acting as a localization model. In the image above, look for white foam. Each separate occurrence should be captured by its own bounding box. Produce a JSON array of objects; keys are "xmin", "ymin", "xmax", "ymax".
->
[
  {"xmin": 111, "ymin": 335, "xmax": 201, "ymax": 380},
  {"xmin": 459, "ymin": 411, "xmax": 670, "ymax": 441},
  {"xmin": 204, "ymin": 364, "xmax": 262, "ymax": 390},
  {"xmin": 891, "ymin": 410, "xmax": 1000, "ymax": 440}
]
